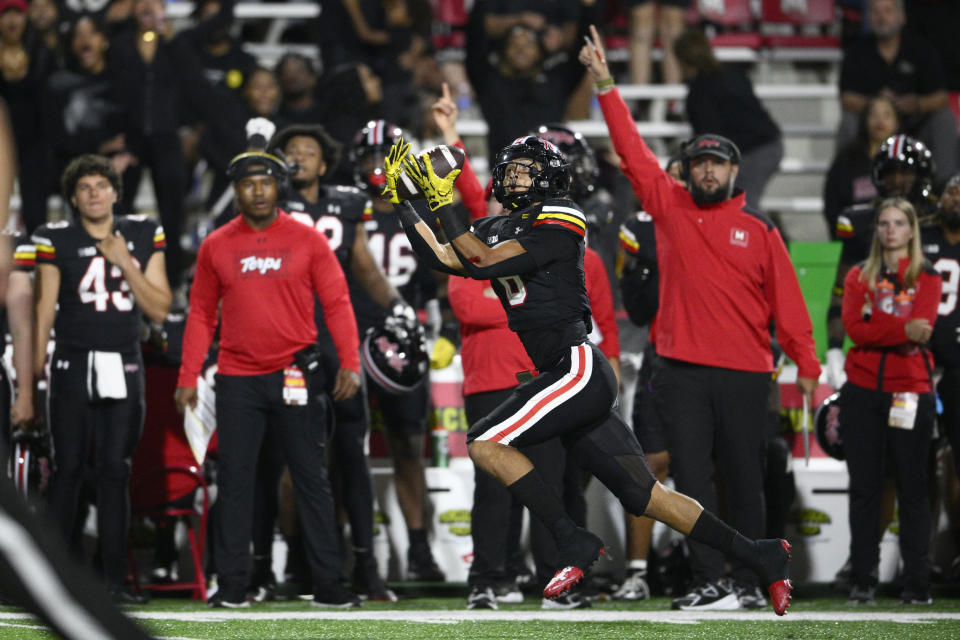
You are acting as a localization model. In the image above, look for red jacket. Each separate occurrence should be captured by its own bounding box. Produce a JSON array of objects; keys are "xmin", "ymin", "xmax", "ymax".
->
[
  {"xmin": 598, "ymin": 88, "xmax": 821, "ymax": 379},
  {"xmin": 843, "ymin": 260, "xmax": 941, "ymax": 393},
  {"xmin": 585, "ymin": 246, "xmax": 620, "ymax": 361},
  {"xmin": 178, "ymin": 212, "xmax": 360, "ymax": 387}
]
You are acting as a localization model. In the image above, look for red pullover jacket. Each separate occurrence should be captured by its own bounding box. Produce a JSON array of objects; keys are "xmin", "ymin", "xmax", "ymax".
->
[
  {"xmin": 178, "ymin": 212, "xmax": 360, "ymax": 387},
  {"xmin": 598, "ymin": 87, "xmax": 821, "ymax": 379},
  {"xmin": 843, "ymin": 259, "xmax": 941, "ymax": 393}
]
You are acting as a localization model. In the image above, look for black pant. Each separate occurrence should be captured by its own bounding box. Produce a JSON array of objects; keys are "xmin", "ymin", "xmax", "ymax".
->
[
  {"xmin": 465, "ymin": 388, "xmax": 567, "ymax": 590},
  {"xmin": 330, "ymin": 383, "xmax": 376, "ymax": 553},
  {"xmin": 215, "ymin": 369, "xmax": 341, "ymax": 600},
  {"xmin": 120, "ymin": 133, "xmax": 186, "ymax": 289},
  {"xmin": 46, "ymin": 349, "xmax": 145, "ymax": 589},
  {"xmin": 653, "ymin": 358, "xmax": 769, "ymax": 584},
  {"xmin": 839, "ymin": 381, "xmax": 935, "ymax": 594},
  {"xmin": 939, "ymin": 366, "xmax": 960, "ymax": 476}
]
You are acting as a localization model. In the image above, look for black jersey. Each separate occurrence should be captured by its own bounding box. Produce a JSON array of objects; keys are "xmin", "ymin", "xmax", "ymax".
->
[
  {"xmin": 921, "ymin": 224, "xmax": 960, "ymax": 367},
  {"xmin": 471, "ymin": 198, "xmax": 592, "ymax": 370},
  {"xmin": 33, "ymin": 216, "xmax": 165, "ymax": 353},
  {"xmin": 836, "ymin": 203, "xmax": 876, "ymax": 266},
  {"xmin": 618, "ymin": 211, "xmax": 659, "ymax": 328},
  {"xmin": 283, "ymin": 185, "xmax": 371, "ymax": 272},
  {"xmin": 351, "ymin": 201, "xmax": 436, "ymax": 331}
]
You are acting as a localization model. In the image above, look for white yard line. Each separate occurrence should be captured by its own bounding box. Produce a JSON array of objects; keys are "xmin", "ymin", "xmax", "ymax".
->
[{"xmin": 2, "ymin": 609, "xmax": 959, "ymax": 626}]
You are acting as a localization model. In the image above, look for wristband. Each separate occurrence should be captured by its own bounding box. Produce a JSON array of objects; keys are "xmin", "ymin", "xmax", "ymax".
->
[
  {"xmin": 596, "ymin": 77, "xmax": 614, "ymax": 89},
  {"xmin": 397, "ymin": 201, "xmax": 422, "ymax": 228},
  {"xmin": 437, "ymin": 205, "xmax": 470, "ymax": 240}
]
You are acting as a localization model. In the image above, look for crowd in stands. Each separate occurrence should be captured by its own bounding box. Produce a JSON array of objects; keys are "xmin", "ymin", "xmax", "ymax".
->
[{"xmin": 1, "ymin": 0, "xmax": 960, "ymax": 621}]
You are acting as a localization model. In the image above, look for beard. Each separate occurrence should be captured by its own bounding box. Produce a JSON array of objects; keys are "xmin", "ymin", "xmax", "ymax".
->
[{"xmin": 689, "ymin": 178, "xmax": 732, "ymax": 206}]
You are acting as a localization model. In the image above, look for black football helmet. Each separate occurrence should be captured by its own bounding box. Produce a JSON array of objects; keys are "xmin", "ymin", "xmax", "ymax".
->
[
  {"xmin": 350, "ymin": 119, "xmax": 405, "ymax": 197},
  {"xmin": 8, "ymin": 429, "xmax": 53, "ymax": 500},
  {"xmin": 491, "ymin": 135, "xmax": 571, "ymax": 210},
  {"xmin": 871, "ymin": 134, "xmax": 935, "ymax": 202},
  {"xmin": 361, "ymin": 319, "xmax": 428, "ymax": 394},
  {"xmin": 534, "ymin": 124, "xmax": 599, "ymax": 201},
  {"xmin": 813, "ymin": 393, "xmax": 844, "ymax": 461}
]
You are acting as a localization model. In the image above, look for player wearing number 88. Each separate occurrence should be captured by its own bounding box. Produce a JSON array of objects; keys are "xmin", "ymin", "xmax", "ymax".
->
[{"xmin": 32, "ymin": 154, "xmax": 172, "ymax": 601}]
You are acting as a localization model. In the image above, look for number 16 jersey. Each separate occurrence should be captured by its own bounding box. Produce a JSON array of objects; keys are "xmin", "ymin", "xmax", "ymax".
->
[{"xmin": 33, "ymin": 216, "xmax": 166, "ymax": 352}]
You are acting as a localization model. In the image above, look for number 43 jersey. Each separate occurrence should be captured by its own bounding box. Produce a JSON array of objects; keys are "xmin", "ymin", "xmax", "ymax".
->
[{"xmin": 33, "ymin": 216, "xmax": 165, "ymax": 352}]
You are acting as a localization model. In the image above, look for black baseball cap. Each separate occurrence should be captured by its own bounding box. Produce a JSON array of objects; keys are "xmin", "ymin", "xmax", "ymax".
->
[{"xmin": 684, "ymin": 134, "xmax": 741, "ymax": 164}]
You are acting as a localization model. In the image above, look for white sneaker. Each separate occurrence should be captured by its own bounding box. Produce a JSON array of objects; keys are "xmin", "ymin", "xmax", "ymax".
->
[
  {"xmin": 613, "ymin": 570, "xmax": 650, "ymax": 601},
  {"xmin": 542, "ymin": 591, "xmax": 591, "ymax": 610},
  {"xmin": 673, "ymin": 579, "xmax": 741, "ymax": 611},
  {"xmin": 495, "ymin": 587, "xmax": 523, "ymax": 604}
]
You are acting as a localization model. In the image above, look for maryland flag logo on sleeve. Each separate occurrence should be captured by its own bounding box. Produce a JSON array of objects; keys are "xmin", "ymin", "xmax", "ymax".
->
[{"xmin": 534, "ymin": 205, "xmax": 586, "ymax": 237}]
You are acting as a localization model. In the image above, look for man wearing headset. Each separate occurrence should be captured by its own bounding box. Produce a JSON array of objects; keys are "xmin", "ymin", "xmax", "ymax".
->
[
  {"xmin": 580, "ymin": 26, "xmax": 820, "ymax": 611},
  {"xmin": 175, "ymin": 130, "xmax": 362, "ymax": 608}
]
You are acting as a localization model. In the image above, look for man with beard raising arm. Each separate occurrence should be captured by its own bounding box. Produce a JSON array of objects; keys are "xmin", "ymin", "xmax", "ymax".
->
[{"xmin": 581, "ymin": 26, "xmax": 821, "ymax": 610}]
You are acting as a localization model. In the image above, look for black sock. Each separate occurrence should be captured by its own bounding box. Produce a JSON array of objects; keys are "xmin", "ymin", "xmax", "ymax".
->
[
  {"xmin": 689, "ymin": 510, "xmax": 760, "ymax": 568},
  {"xmin": 507, "ymin": 469, "xmax": 576, "ymax": 540},
  {"xmin": 408, "ymin": 528, "xmax": 428, "ymax": 548}
]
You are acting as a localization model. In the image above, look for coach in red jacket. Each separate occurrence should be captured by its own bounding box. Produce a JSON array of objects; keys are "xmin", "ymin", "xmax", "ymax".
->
[
  {"xmin": 581, "ymin": 28, "xmax": 820, "ymax": 611},
  {"xmin": 174, "ymin": 148, "xmax": 361, "ymax": 608}
]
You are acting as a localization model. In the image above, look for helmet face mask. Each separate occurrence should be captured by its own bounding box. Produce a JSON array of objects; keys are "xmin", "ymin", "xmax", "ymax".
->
[
  {"xmin": 350, "ymin": 119, "xmax": 404, "ymax": 197},
  {"xmin": 534, "ymin": 124, "xmax": 599, "ymax": 201},
  {"xmin": 871, "ymin": 134, "xmax": 934, "ymax": 202},
  {"xmin": 492, "ymin": 135, "xmax": 571, "ymax": 209}
]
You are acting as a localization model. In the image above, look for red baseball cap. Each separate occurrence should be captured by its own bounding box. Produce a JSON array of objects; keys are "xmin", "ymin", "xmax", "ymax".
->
[{"xmin": 0, "ymin": 0, "xmax": 27, "ymax": 14}]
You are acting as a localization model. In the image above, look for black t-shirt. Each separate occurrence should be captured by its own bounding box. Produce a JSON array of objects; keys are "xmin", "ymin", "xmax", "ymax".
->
[
  {"xmin": 839, "ymin": 31, "xmax": 946, "ymax": 98},
  {"xmin": 921, "ymin": 224, "xmax": 960, "ymax": 367},
  {"xmin": 684, "ymin": 67, "xmax": 781, "ymax": 153},
  {"xmin": 33, "ymin": 216, "xmax": 165, "ymax": 353},
  {"xmin": 471, "ymin": 198, "xmax": 591, "ymax": 370}
]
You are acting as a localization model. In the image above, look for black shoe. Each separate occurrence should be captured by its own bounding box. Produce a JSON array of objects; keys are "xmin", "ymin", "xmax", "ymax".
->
[
  {"xmin": 466, "ymin": 585, "xmax": 498, "ymax": 610},
  {"xmin": 900, "ymin": 590, "xmax": 932, "ymax": 605},
  {"xmin": 109, "ymin": 587, "xmax": 149, "ymax": 605},
  {"xmin": 353, "ymin": 558, "xmax": 397, "ymax": 602},
  {"xmin": 734, "ymin": 581, "xmax": 767, "ymax": 609},
  {"xmin": 208, "ymin": 593, "xmax": 250, "ymax": 608},
  {"xmin": 312, "ymin": 584, "xmax": 362, "ymax": 608},
  {"xmin": 832, "ymin": 558, "xmax": 853, "ymax": 592},
  {"xmin": 247, "ymin": 566, "xmax": 277, "ymax": 603},
  {"xmin": 407, "ymin": 544, "xmax": 445, "ymax": 582}
]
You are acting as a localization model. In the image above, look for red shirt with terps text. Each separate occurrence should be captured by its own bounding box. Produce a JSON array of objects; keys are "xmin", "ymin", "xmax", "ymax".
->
[{"xmin": 177, "ymin": 212, "xmax": 360, "ymax": 387}]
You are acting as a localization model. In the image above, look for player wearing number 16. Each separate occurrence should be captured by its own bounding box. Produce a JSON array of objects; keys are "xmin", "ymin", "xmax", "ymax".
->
[{"xmin": 32, "ymin": 154, "xmax": 172, "ymax": 601}]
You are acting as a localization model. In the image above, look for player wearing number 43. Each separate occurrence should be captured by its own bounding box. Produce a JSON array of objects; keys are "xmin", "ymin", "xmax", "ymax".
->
[
  {"xmin": 383, "ymin": 129, "xmax": 795, "ymax": 614},
  {"xmin": 32, "ymin": 154, "xmax": 172, "ymax": 602}
]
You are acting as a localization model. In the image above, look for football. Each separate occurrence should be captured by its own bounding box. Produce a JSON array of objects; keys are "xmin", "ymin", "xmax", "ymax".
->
[{"xmin": 396, "ymin": 144, "xmax": 466, "ymax": 200}]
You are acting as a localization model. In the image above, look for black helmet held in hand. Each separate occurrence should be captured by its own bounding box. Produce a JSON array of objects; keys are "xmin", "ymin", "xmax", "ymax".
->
[
  {"xmin": 534, "ymin": 124, "xmax": 599, "ymax": 201},
  {"xmin": 361, "ymin": 319, "xmax": 428, "ymax": 394},
  {"xmin": 814, "ymin": 392, "xmax": 845, "ymax": 461}
]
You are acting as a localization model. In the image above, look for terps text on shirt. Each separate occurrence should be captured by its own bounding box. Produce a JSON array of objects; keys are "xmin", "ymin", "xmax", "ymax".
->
[{"xmin": 237, "ymin": 251, "xmax": 290, "ymax": 277}]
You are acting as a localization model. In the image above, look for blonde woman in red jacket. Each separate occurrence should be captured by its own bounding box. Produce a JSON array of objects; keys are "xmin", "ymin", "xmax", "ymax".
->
[{"xmin": 840, "ymin": 196, "xmax": 942, "ymax": 605}]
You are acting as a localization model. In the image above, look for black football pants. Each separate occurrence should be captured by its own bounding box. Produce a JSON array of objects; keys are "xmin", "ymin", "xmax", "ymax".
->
[
  {"xmin": 46, "ymin": 349, "xmax": 145, "ymax": 590},
  {"xmin": 839, "ymin": 381, "xmax": 935, "ymax": 595},
  {"xmin": 652, "ymin": 357, "xmax": 770, "ymax": 585},
  {"xmin": 939, "ymin": 366, "xmax": 960, "ymax": 476},
  {"xmin": 215, "ymin": 369, "xmax": 341, "ymax": 601}
]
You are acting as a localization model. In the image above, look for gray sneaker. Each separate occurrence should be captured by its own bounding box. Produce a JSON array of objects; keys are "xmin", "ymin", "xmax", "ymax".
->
[
  {"xmin": 735, "ymin": 582, "xmax": 767, "ymax": 609},
  {"xmin": 541, "ymin": 591, "xmax": 592, "ymax": 610},
  {"xmin": 467, "ymin": 586, "xmax": 498, "ymax": 610},
  {"xmin": 613, "ymin": 569, "xmax": 651, "ymax": 601},
  {"xmin": 848, "ymin": 585, "xmax": 876, "ymax": 605},
  {"xmin": 672, "ymin": 579, "xmax": 741, "ymax": 611}
]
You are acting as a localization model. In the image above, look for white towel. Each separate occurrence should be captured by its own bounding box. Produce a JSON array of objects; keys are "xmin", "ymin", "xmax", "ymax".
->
[{"xmin": 86, "ymin": 352, "xmax": 127, "ymax": 401}]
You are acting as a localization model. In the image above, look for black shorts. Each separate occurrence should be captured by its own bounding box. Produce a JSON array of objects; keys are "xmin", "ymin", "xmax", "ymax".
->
[
  {"xmin": 467, "ymin": 342, "xmax": 618, "ymax": 448},
  {"xmin": 367, "ymin": 373, "xmax": 431, "ymax": 437}
]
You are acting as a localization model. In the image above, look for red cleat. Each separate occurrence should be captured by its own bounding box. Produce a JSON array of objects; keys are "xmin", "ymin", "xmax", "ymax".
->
[
  {"xmin": 543, "ymin": 529, "xmax": 605, "ymax": 600},
  {"xmin": 764, "ymin": 539, "xmax": 792, "ymax": 616}
]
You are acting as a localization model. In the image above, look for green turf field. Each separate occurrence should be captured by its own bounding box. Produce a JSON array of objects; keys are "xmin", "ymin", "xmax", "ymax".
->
[{"xmin": 3, "ymin": 587, "xmax": 960, "ymax": 640}]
